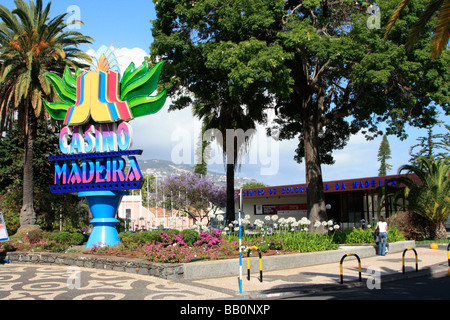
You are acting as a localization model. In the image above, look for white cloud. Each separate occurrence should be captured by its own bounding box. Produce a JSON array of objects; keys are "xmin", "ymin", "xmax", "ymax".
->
[
  {"xmin": 86, "ymin": 46, "xmax": 149, "ymax": 74},
  {"xmin": 132, "ymin": 103, "xmax": 202, "ymax": 162},
  {"xmin": 113, "ymin": 47, "xmax": 149, "ymax": 74}
]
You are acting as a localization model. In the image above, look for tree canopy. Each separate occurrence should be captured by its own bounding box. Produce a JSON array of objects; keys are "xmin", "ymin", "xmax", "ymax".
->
[
  {"xmin": 150, "ymin": 0, "xmax": 449, "ymax": 227},
  {"xmin": 158, "ymin": 172, "xmax": 228, "ymax": 225}
]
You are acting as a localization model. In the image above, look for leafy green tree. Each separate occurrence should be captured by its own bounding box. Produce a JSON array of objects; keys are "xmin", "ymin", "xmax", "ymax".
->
[
  {"xmin": 270, "ymin": 0, "xmax": 449, "ymax": 229},
  {"xmin": 150, "ymin": 0, "xmax": 290, "ymax": 223},
  {"xmin": 437, "ymin": 124, "xmax": 450, "ymax": 162},
  {"xmin": 0, "ymin": 0, "xmax": 93, "ymax": 228},
  {"xmin": 150, "ymin": 0, "xmax": 449, "ymax": 229},
  {"xmin": 393, "ymin": 158, "xmax": 450, "ymax": 239},
  {"xmin": 384, "ymin": 0, "xmax": 450, "ymax": 59},
  {"xmin": 409, "ymin": 124, "xmax": 442, "ymax": 164},
  {"xmin": 378, "ymin": 135, "xmax": 392, "ymax": 176}
]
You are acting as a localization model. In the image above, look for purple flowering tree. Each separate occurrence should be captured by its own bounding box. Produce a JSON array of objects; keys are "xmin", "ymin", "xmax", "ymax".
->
[{"xmin": 159, "ymin": 172, "xmax": 228, "ymax": 225}]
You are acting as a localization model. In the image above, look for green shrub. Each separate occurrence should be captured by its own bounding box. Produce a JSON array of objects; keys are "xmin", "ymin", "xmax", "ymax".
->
[
  {"xmin": 276, "ymin": 232, "xmax": 338, "ymax": 252},
  {"xmin": 333, "ymin": 226, "xmax": 405, "ymax": 244},
  {"xmin": 33, "ymin": 239, "xmax": 68, "ymax": 253},
  {"xmin": 333, "ymin": 227, "xmax": 374, "ymax": 244},
  {"xmin": 24, "ymin": 228, "xmax": 44, "ymax": 244},
  {"xmin": 180, "ymin": 229, "xmax": 199, "ymax": 245},
  {"xmin": 1, "ymin": 241, "xmax": 15, "ymax": 251},
  {"xmin": 119, "ymin": 230, "xmax": 182, "ymax": 249},
  {"xmin": 119, "ymin": 232, "xmax": 154, "ymax": 250},
  {"xmin": 43, "ymin": 231, "xmax": 85, "ymax": 246},
  {"xmin": 136, "ymin": 231, "xmax": 162, "ymax": 243},
  {"xmin": 387, "ymin": 226, "xmax": 406, "ymax": 242}
]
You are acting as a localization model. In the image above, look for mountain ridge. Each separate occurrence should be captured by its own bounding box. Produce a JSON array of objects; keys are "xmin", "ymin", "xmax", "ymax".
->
[{"xmin": 137, "ymin": 159, "xmax": 258, "ymax": 188}]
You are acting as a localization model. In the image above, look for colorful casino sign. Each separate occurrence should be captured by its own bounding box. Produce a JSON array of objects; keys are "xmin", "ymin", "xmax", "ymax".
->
[
  {"xmin": 44, "ymin": 46, "xmax": 166, "ymax": 194},
  {"xmin": 44, "ymin": 46, "xmax": 166, "ymax": 247}
]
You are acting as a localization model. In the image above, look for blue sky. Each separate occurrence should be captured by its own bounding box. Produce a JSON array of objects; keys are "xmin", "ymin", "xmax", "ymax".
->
[{"xmin": 2, "ymin": 0, "xmax": 449, "ymax": 186}]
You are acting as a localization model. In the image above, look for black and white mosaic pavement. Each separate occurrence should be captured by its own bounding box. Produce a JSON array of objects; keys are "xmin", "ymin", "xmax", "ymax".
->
[{"xmin": 0, "ymin": 264, "xmax": 231, "ymax": 300}]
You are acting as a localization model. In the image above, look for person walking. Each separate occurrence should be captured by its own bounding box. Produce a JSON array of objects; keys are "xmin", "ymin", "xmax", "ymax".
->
[{"xmin": 374, "ymin": 216, "xmax": 388, "ymax": 255}]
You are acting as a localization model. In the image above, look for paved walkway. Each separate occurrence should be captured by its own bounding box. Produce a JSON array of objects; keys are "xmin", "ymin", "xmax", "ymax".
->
[
  {"xmin": 0, "ymin": 246, "xmax": 448, "ymax": 300},
  {"xmin": 192, "ymin": 245, "xmax": 449, "ymax": 299}
]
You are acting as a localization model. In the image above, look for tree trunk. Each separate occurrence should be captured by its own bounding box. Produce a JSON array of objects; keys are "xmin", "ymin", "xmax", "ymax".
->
[
  {"xmin": 429, "ymin": 221, "xmax": 447, "ymax": 240},
  {"xmin": 303, "ymin": 102, "xmax": 327, "ymax": 233},
  {"xmin": 19, "ymin": 104, "xmax": 37, "ymax": 227},
  {"xmin": 226, "ymin": 163, "xmax": 236, "ymax": 224}
]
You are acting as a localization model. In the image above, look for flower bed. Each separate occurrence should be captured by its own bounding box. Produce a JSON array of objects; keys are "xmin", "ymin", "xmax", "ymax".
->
[
  {"xmin": 87, "ymin": 217, "xmax": 343, "ymax": 263},
  {"xmin": 3, "ymin": 216, "xmax": 405, "ymax": 264}
]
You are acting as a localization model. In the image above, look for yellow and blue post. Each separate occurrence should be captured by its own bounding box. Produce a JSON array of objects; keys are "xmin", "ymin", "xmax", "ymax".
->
[{"xmin": 238, "ymin": 189, "xmax": 243, "ymax": 294}]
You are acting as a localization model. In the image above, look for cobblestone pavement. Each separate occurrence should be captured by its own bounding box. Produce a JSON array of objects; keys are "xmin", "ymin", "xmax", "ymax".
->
[
  {"xmin": 1, "ymin": 246, "xmax": 448, "ymax": 300},
  {"xmin": 0, "ymin": 264, "xmax": 232, "ymax": 300}
]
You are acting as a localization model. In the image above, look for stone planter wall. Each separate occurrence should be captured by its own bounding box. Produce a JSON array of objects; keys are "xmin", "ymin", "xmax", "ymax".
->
[
  {"xmin": 4, "ymin": 240, "xmax": 415, "ymax": 281},
  {"xmin": 5, "ymin": 252, "xmax": 183, "ymax": 280}
]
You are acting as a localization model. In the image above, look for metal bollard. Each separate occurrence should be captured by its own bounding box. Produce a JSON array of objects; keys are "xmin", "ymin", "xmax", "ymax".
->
[
  {"xmin": 447, "ymin": 244, "xmax": 450, "ymax": 267},
  {"xmin": 247, "ymin": 246, "xmax": 263, "ymax": 282},
  {"xmin": 340, "ymin": 253, "xmax": 362, "ymax": 284},
  {"xmin": 402, "ymin": 248, "xmax": 418, "ymax": 274}
]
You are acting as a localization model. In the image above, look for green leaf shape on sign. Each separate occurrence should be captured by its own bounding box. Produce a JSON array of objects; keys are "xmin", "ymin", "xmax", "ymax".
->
[
  {"xmin": 62, "ymin": 66, "xmax": 80, "ymax": 92},
  {"xmin": 44, "ymin": 72, "xmax": 76, "ymax": 103},
  {"xmin": 128, "ymin": 90, "xmax": 167, "ymax": 118},
  {"xmin": 120, "ymin": 61, "xmax": 165, "ymax": 101},
  {"xmin": 121, "ymin": 62, "xmax": 147, "ymax": 89},
  {"xmin": 42, "ymin": 99, "xmax": 72, "ymax": 121}
]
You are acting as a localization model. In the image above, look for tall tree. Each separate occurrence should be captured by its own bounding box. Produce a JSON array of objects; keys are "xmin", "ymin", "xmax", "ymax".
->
[
  {"xmin": 270, "ymin": 0, "xmax": 449, "ymax": 229},
  {"xmin": 378, "ymin": 135, "xmax": 392, "ymax": 176},
  {"xmin": 193, "ymin": 123, "xmax": 212, "ymax": 176},
  {"xmin": 409, "ymin": 122, "xmax": 450, "ymax": 164},
  {"xmin": 159, "ymin": 172, "xmax": 227, "ymax": 224},
  {"xmin": 151, "ymin": 0, "xmax": 449, "ymax": 228},
  {"xmin": 0, "ymin": 120, "xmax": 90, "ymax": 233},
  {"xmin": 150, "ymin": 0, "xmax": 290, "ymax": 223},
  {"xmin": 437, "ymin": 124, "xmax": 450, "ymax": 162},
  {"xmin": 0, "ymin": 0, "xmax": 93, "ymax": 228}
]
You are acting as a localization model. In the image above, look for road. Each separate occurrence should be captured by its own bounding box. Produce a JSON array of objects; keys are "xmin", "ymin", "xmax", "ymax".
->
[{"xmin": 280, "ymin": 273, "xmax": 450, "ymax": 300}]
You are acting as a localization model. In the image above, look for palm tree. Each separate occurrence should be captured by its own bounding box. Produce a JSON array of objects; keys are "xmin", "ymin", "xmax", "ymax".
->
[
  {"xmin": 0, "ymin": 0, "xmax": 93, "ymax": 229},
  {"xmin": 193, "ymin": 101, "xmax": 261, "ymax": 224},
  {"xmin": 384, "ymin": 0, "xmax": 450, "ymax": 59},
  {"xmin": 394, "ymin": 158, "xmax": 450, "ymax": 239}
]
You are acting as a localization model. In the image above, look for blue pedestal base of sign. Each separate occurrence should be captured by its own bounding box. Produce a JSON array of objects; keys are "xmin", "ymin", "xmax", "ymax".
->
[{"xmin": 79, "ymin": 190, "xmax": 128, "ymax": 248}]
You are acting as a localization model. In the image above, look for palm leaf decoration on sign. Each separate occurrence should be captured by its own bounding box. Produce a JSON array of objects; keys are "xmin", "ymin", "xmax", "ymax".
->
[
  {"xmin": 43, "ymin": 66, "xmax": 81, "ymax": 121},
  {"xmin": 43, "ymin": 57, "xmax": 166, "ymax": 121},
  {"xmin": 120, "ymin": 61, "xmax": 167, "ymax": 118}
]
